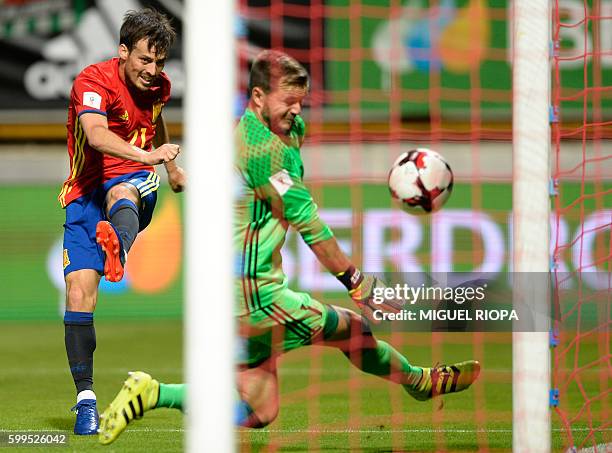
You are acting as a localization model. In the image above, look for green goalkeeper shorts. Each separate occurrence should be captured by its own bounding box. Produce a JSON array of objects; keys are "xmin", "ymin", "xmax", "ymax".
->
[{"xmin": 237, "ymin": 289, "xmax": 339, "ymax": 368}]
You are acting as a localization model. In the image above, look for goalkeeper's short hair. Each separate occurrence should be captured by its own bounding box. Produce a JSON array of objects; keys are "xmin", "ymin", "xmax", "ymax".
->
[{"xmin": 248, "ymin": 50, "xmax": 310, "ymax": 97}]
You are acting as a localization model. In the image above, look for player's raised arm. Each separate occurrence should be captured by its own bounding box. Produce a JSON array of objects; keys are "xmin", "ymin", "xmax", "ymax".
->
[
  {"xmin": 79, "ymin": 112, "xmax": 180, "ymax": 165},
  {"xmin": 153, "ymin": 113, "xmax": 186, "ymax": 192}
]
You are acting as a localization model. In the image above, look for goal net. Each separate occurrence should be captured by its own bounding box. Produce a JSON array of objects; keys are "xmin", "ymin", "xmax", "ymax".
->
[
  {"xmin": 551, "ymin": 0, "xmax": 611, "ymax": 451},
  {"xmin": 229, "ymin": 1, "xmax": 610, "ymax": 451}
]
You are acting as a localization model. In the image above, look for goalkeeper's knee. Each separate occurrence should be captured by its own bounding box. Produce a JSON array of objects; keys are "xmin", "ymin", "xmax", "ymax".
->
[{"xmin": 324, "ymin": 305, "xmax": 374, "ymax": 341}]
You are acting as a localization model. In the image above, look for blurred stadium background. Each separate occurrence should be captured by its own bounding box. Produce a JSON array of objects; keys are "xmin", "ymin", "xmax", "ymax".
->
[{"xmin": 0, "ymin": 0, "xmax": 609, "ymax": 451}]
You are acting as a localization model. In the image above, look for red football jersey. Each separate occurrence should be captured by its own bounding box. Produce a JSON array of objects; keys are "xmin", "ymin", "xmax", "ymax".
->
[{"xmin": 59, "ymin": 57, "xmax": 171, "ymax": 208}]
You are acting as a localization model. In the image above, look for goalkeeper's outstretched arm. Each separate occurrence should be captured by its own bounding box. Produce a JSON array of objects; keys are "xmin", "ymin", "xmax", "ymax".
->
[
  {"xmin": 309, "ymin": 237, "xmax": 352, "ymax": 275},
  {"xmin": 310, "ymin": 238, "xmax": 403, "ymax": 320}
]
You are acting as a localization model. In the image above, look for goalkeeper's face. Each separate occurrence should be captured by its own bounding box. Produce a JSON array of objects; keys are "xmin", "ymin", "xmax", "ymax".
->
[{"xmin": 261, "ymin": 81, "xmax": 307, "ymax": 136}]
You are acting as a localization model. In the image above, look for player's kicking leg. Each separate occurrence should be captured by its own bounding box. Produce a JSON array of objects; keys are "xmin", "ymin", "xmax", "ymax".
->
[
  {"xmin": 98, "ymin": 172, "xmax": 162, "ymax": 282},
  {"xmin": 96, "ymin": 182, "xmax": 143, "ymax": 282},
  {"xmin": 320, "ymin": 306, "xmax": 481, "ymax": 401},
  {"xmin": 95, "ymin": 221, "xmax": 126, "ymax": 282},
  {"xmin": 98, "ymin": 372, "xmax": 184, "ymax": 445}
]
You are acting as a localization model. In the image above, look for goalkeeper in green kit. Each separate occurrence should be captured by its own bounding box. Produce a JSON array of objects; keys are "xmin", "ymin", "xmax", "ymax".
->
[{"xmin": 98, "ymin": 50, "xmax": 480, "ymax": 445}]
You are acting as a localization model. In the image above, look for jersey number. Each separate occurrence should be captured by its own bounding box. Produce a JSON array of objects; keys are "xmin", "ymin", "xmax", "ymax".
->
[{"xmin": 129, "ymin": 128, "xmax": 147, "ymax": 148}]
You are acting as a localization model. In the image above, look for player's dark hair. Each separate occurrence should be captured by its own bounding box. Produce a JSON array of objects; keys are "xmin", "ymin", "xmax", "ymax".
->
[
  {"xmin": 120, "ymin": 8, "xmax": 176, "ymax": 56},
  {"xmin": 248, "ymin": 50, "xmax": 309, "ymax": 97}
]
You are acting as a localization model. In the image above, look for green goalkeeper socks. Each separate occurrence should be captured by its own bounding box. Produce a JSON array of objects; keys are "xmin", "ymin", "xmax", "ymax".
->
[
  {"xmin": 156, "ymin": 383, "xmax": 186, "ymax": 411},
  {"xmin": 358, "ymin": 340, "xmax": 423, "ymax": 388}
]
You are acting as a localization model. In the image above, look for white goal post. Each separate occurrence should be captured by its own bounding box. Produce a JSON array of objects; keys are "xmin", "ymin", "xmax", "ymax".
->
[
  {"xmin": 185, "ymin": 0, "xmax": 235, "ymax": 451},
  {"xmin": 512, "ymin": 0, "xmax": 552, "ymax": 452}
]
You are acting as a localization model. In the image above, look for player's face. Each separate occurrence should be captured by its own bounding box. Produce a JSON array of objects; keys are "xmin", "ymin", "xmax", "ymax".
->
[
  {"xmin": 119, "ymin": 39, "xmax": 167, "ymax": 92},
  {"xmin": 261, "ymin": 80, "xmax": 307, "ymax": 136}
]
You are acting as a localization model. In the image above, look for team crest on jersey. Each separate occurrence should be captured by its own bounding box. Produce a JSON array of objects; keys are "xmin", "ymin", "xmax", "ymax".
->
[
  {"xmin": 63, "ymin": 249, "xmax": 71, "ymax": 269},
  {"xmin": 152, "ymin": 102, "xmax": 164, "ymax": 123},
  {"xmin": 120, "ymin": 110, "xmax": 129, "ymax": 122}
]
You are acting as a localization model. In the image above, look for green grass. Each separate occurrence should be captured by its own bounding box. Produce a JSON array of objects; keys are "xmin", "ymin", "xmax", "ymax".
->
[
  {"xmin": 0, "ymin": 321, "xmax": 183, "ymax": 453},
  {"xmin": 0, "ymin": 323, "xmax": 607, "ymax": 452},
  {"xmin": 239, "ymin": 332, "xmax": 609, "ymax": 452},
  {"xmin": 239, "ymin": 332, "xmax": 513, "ymax": 452}
]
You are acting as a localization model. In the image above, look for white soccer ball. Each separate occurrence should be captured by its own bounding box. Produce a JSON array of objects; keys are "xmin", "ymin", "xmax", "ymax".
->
[{"xmin": 388, "ymin": 148, "xmax": 454, "ymax": 215}]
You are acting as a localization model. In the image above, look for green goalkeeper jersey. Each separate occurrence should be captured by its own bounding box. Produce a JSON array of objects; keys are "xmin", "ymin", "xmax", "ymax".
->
[{"xmin": 234, "ymin": 109, "xmax": 333, "ymax": 316}]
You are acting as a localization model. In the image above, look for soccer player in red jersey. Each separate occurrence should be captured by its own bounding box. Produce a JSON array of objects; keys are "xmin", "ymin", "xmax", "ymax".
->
[{"xmin": 59, "ymin": 8, "xmax": 185, "ymax": 435}]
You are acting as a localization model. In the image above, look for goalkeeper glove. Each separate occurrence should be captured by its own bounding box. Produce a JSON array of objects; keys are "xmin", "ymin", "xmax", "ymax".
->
[{"xmin": 335, "ymin": 266, "xmax": 404, "ymax": 321}]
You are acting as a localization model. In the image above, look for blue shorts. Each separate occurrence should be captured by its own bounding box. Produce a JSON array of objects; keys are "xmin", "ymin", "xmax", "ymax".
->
[{"xmin": 62, "ymin": 171, "xmax": 161, "ymax": 276}]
